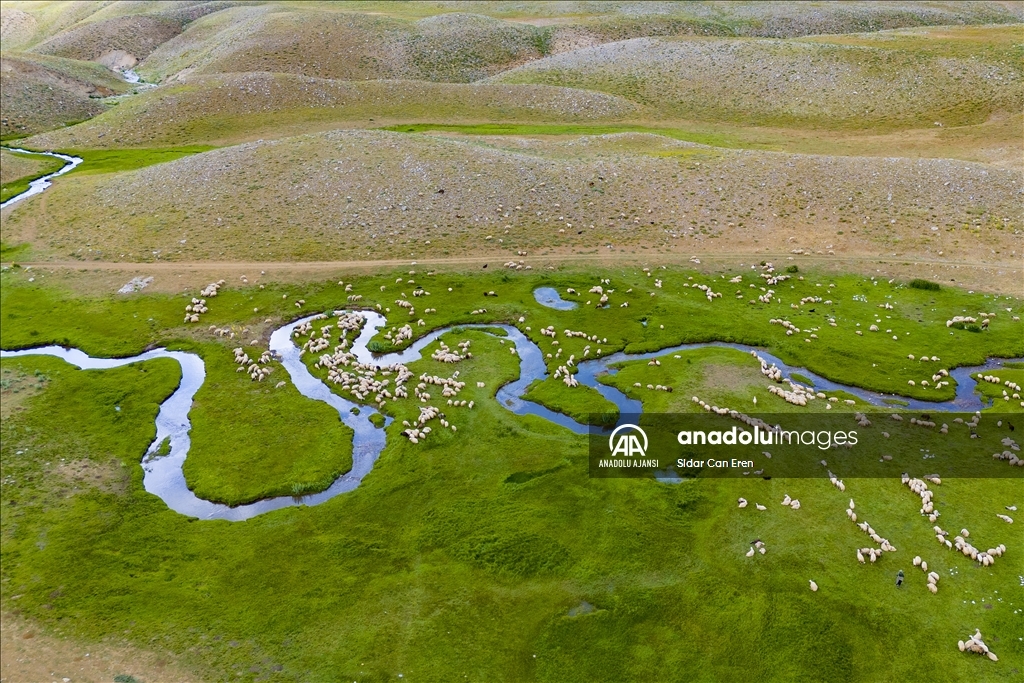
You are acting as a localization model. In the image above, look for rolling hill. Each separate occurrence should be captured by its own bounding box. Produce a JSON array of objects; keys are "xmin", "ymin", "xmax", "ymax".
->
[
  {"xmin": 487, "ymin": 33, "xmax": 1023, "ymax": 130},
  {"xmin": 0, "ymin": 52, "xmax": 133, "ymax": 138},
  {"xmin": 20, "ymin": 72, "xmax": 643, "ymax": 148},
  {"xmin": 4, "ymin": 129, "xmax": 1017, "ymax": 265}
]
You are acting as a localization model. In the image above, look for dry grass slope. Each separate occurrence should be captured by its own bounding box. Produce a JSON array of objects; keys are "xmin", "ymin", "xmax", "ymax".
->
[
  {"xmin": 4, "ymin": 130, "xmax": 1018, "ymax": 266},
  {"xmin": 22, "ymin": 72, "xmax": 642, "ymax": 149},
  {"xmin": 0, "ymin": 52, "xmax": 132, "ymax": 138},
  {"xmin": 4, "ymin": 2, "xmax": 1021, "ymax": 141},
  {"xmin": 0, "ymin": 1, "xmax": 236, "ymax": 51},
  {"xmin": 27, "ymin": 14, "xmax": 183, "ymax": 65},
  {"xmin": 488, "ymin": 34, "xmax": 1024, "ymax": 130},
  {"xmin": 353, "ymin": 1, "xmax": 1024, "ymax": 37},
  {"xmin": 0, "ymin": 6, "xmax": 37, "ymax": 49},
  {"xmin": 140, "ymin": 8, "xmax": 552, "ymax": 83}
]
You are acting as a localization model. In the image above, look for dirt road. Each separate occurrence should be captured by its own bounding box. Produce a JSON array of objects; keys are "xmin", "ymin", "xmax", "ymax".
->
[{"xmin": 3, "ymin": 252, "xmax": 1019, "ymax": 294}]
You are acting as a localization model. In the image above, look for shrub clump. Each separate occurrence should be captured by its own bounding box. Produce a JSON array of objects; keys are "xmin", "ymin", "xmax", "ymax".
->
[{"xmin": 909, "ymin": 278, "xmax": 940, "ymax": 291}]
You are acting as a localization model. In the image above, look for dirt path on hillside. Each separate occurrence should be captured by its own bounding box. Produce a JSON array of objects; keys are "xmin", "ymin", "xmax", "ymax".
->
[
  {"xmin": 5, "ymin": 252, "xmax": 1020, "ymax": 272},
  {"xmin": 4, "ymin": 252, "xmax": 1020, "ymax": 294}
]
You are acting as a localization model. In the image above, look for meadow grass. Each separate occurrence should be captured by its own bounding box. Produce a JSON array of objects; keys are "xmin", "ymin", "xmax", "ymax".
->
[
  {"xmin": 2, "ymin": 335, "xmax": 1021, "ymax": 681},
  {"xmin": 522, "ymin": 377, "xmax": 619, "ymax": 425},
  {"xmin": 2, "ymin": 266, "xmax": 1022, "ymax": 400},
  {"xmin": 0, "ymin": 241, "xmax": 31, "ymax": 261},
  {"xmin": 60, "ymin": 146, "xmax": 218, "ymax": 176},
  {"xmin": 970, "ymin": 367, "xmax": 1024, "ymax": 407},
  {"xmin": 789, "ymin": 372, "xmax": 814, "ymax": 386},
  {"xmin": 178, "ymin": 341, "xmax": 354, "ymax": 506},
  {"xmin": 1, "ymin": 266, "xmax": 1022, "ymax": 681}
]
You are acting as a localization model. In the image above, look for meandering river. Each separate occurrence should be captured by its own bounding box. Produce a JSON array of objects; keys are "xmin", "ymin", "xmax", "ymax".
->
[
  {"xmin": 0, "ymin": 147, "xmax": 83, "ymax": 209},
  {"xmin": 1, "ymin": 303, "xmax": 1019, "ymax": 520}
]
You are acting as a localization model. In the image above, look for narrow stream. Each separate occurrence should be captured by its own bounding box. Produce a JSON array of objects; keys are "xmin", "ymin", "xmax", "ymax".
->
[
  {"xmin": 0, "ymin": 147, "xmax": 83, "ymax": 209},
  {"xmin": 1, "ymin": 302, "xmax": 1019, "ymax": 520}
]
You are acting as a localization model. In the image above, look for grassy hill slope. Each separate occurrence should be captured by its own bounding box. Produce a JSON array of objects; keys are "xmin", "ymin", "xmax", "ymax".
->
[
  {"xmin": 487, "ymin": 32, "xmax": 1023, "ymax": 131},
  {"xmin": 3, "ymin": 130, "xmax": 1017, "ymax": 265},
  {"xmin": 139, "ymin": 8, "xmax": 550, "ymax": 83},
  {"xmin": 0, "ymin": 52, "xmax": 133, "ymax": 138},
  {"xmin": 20, "ymin": 72, "xmax": 642, "ymax": 149}
]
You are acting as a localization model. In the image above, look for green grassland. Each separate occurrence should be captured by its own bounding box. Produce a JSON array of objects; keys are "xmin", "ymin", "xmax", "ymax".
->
[
  {"xmin": 970, "ymin": 366, "xmax": 1024, "ymax": 408},
  {"xmin": 3, "ymin": 267, "xmax": 1022, "ymax": 402},
  {"xmin": 0, "ymin": 145, "xmax": 215, "ymax": 203},
  {"xmin": 601, "ymin": 345, "xmax": 888, "ymax": 416},
  {"xmin": 2, "ymin": 266, "xmax": 1024, "ymax": 679},
  {"xmin": 61, "ymin": 146, "xmax": 218, "ymax": 176},
  {"xmin": 523, "ymin": 377, "xmax": 619, "ymax": 426},
  {"xmin": 181, "ymin": 340, "xmax": 354, "ymax": 506},
  {"xmin": 2, "ymin": 265, "xmax": 1022, "ymax": 681}
]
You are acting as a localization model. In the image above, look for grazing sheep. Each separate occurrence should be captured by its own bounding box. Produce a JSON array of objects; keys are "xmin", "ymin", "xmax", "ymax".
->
[
  {"xmin": 959, "ymin": 630, "xmax": 998, "ymax": 661},
  {"xmin": 809, "ymin": 580, "xmax": 818, "ymax": 592}
]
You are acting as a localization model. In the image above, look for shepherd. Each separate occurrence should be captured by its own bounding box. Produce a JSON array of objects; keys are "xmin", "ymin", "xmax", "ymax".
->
[{"xmin": 896, "ymin": 570, "xmax": 904, "ymax": 588}]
